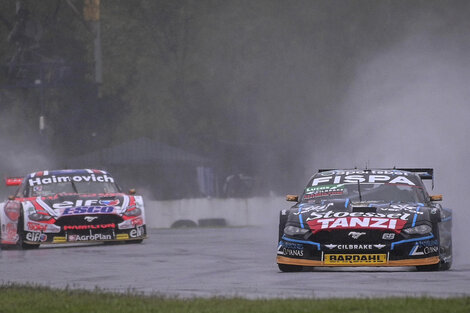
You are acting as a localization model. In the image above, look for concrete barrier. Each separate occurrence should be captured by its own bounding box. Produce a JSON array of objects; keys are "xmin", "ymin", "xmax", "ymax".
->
[{"xmin": 144, "ymin": 196, "xmax": 287, "ymax": 228}]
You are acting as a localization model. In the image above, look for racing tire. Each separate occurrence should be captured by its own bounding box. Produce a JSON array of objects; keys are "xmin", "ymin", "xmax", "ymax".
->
[
  {"xmin": 278, "ymin": 263, "xmax": 303, "ymax": 272},
  {"xmin": 125, "ymin": 239, "xmax": 144, "ymax": 244},
  {"xmin": 439, "ymin": 240, "xmax": 452, "ymax": 271},
  {"xmin": 417, "ymin": 242, "xmax": 453, "ymax": 271},
  {"xmin": 438, "ymin": 260, "xmax": 452, "ymax": 271},
  {"xmin": 416, "ymin": 258, "xmax": 452, "ymax": 271},
  {"xmin": 416, "ymin": 263, "xmax": 440, "ymax": 271}
]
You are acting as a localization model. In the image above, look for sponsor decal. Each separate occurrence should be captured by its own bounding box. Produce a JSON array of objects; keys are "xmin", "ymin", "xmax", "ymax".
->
[
  {"xmin": 382, "ymin": 204, "xmax": 425, "ymax": 214},
  {"xmin": 417, "ymin": 240, "xmax": 439, "ymax": 247},
  {"xmin": 84, "ymin": 216, "xmax": 99, "ymax": 222},
  {"xmin": 304, "ymin": 184, "xmax": 345, "ymax": 199},
  {"xmin": 282, "ymin": 248, "xmax": 304, "ymax": 257},
  {"xmin": 4, "ymin": 202, "xmax": 21, "ymax": 221},
  {"xmin": 99, "ymin": 199, "xmax": 120, "ymax": 206},
  {"xmin": 307, "ymin": 215, "xmax": 408, "ymax": 234},
  {"xmin": 320, "ymin": 170, "xmax": 410, "ymax": 176},
  {"xmin": 382, "ymin": 233, "xmax": 395, "ymax": 240},
  {"xmin": 324, "ymin": 244, "xmax": 386, "ymax": 250},
  {"xmin": 294, "ymin": 203, "xmax": 334, "ymax": 215},
  {"xmin": 312, "ymin": 175, "xmax": 415, "ymax": 186},
  {"xmin": 278, "ymin": 241, "xmax": 304, "ymax": 256},
  {"xmin": 306, "ymin": 211, "xmax": 411, "ymax": 220},
  {"xmin": 348, "ymin": 231, "xmax": 366, "ymax": 239},
  {"xmin": 27, "ymin": 222, "xmax": 48, "ymax": 232},
  {"xmin": 28, "ymin": 174, "xmax": 114, "ymax": 186},
  {"xmin": 131, "ymin": 217, "xmax": 143, "ymax": 226},
  {"xmin": 26, "ymin": 232, "xmax": 48, "ymax": 242},
  {"xmin": 5, "ymin": 223, "xmax": 18, "ymax": 240},
  {"xmin": 68, "ymin": 233, "xmax": 112, "ymax": 242},
  {"xmin": 410, "ymin": 242, "xmax": 439, "ymax": 256},
  {"xmin": 63, "ymin": 223, "xmax": 115, "ymax": 231},
  {"xmin": 62, "ymin": 206, "xmax": 115, "ymax": 215},
  {"xmin": 116, "ymin": 234, "xmax": 129, "ymax": 240},
  {"xmin": 282, "ymin": 241, "xmax": 304, "ymax": 250},
  {"xmin": 53, "ymin": 236, "xmax": 67, "ymax": 243},
  {"xmin": 130, "ymin": 225, "xmax": 145, "ymax": 238},
  {"xmin": 324, "ymin": 254, "xmax": 387, "ymax": 265},
  {"xmin": 53, "ymin": 199, "xmax": 120, "ymax": 209}
]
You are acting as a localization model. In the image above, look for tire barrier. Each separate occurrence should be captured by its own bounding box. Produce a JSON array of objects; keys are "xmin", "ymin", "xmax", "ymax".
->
[
  {"xmin": 198, "ymin": 218, "xmax": 227, "ymax": 227},
  {"xmin": 171, "ymin": 219, "xmax": 198, "ymax": 228}
]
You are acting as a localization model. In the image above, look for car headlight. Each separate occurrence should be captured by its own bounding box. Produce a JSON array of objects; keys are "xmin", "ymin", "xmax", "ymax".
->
[
  {"xmin": 29, "ymin": 213, "xmax": 53, "ymax": 222},
  {"xmin": 402, "ymin": 224, "xmax": 432, "ymax": 235},
  {"xmin": 284, "ymin": 225, "xmax": 309, "ymax": 236},
  {"xmin": 124, "ymin": 207, "xmax": 142, "ymax": 217}
]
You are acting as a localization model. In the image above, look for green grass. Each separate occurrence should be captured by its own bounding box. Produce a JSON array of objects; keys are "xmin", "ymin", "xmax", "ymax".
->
[{"xmin": 0, "ymin": 284, "xmax": 469, "ymax": 313}]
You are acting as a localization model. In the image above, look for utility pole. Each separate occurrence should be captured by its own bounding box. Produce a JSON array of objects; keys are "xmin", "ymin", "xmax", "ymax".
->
[{"xmin": 83, "ymin": 0, "xmax": 102, "ymax": 94}]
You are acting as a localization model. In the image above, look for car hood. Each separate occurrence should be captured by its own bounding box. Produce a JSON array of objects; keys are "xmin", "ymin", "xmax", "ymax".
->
[
  {"xmin": 21, "ymin": 193, "xmax": 132, "ymax": 218},
  {"xmin": 291, "ymin": 199, "xmax": 433, "ymax": 233}
]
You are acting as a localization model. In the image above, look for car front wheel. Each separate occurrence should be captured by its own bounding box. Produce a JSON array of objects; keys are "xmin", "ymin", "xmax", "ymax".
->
[{"xmin": 278, "ymin": 264, "xmax": 303, "ymax": 272}]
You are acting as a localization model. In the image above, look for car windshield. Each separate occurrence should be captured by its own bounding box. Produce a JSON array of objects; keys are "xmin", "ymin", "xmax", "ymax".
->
[
  {"xmin": 302, "ymin": 183, "xmax": 427, "ymax": 203},
  {"xmin": 26, "ymin": 179, "xmax": 119, "ymax": 197}
]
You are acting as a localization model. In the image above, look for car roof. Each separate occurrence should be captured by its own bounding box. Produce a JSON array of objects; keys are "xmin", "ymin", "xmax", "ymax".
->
[{"xmin": 27, "ymin": 169, "xmax": 109, "ymax": 178}]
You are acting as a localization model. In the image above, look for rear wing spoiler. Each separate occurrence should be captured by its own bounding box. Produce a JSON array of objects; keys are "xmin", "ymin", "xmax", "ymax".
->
[
  {"xmin": 5, "ymin": 177, "xmax": 23, "ymax": 186},
  {"xmin": 318, "ymin": 168, "xmax": 435, "ymax": 188}
]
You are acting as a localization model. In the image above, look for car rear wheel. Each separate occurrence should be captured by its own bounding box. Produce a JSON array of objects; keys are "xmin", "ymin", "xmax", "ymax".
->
[{"xmin": 278, "ymin": 264, "xmax": 303, "ymax": 272}]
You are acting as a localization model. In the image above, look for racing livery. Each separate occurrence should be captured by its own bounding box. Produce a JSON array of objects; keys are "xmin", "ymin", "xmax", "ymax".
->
[
  {"xmin": 277, "ymin": 169, "xmax": 452, "ymax": 271},
  {"xmin": 0, "ymin": 169, "xmax": 147, "ymax": 249}
]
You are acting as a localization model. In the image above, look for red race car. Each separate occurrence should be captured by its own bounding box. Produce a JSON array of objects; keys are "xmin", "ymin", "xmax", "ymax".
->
[{"xmin": 1, "ymin": 169, "xmax": 147, "ymax": 249}]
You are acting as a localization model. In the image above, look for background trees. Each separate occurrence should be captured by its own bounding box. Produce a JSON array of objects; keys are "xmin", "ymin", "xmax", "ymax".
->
[{"xmin": 1, "ymin": 0, "xmax": 469, "ymax": 196}]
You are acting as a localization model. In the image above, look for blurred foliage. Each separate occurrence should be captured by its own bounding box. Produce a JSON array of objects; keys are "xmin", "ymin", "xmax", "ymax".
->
[{"xmin": 1, "ymin": 284, "xmax": 470, "ymax": 313}]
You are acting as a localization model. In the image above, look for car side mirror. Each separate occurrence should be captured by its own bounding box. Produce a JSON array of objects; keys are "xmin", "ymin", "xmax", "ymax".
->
[
  {"xmin": 286, "ymin": 195, "xmax": 299, "ymax": 202},
  {"xmin": 128, "ymin": 188, "xmax": 136, "ymax": 195},
  {"xmin": 430, "ymin": 195, "xmax": 443, "ymax": 201}
]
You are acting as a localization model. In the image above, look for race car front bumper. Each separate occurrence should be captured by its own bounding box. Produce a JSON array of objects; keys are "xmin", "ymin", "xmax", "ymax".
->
[
  {"xmin": 22, "ymin": 224, "xmax": 147, "ymax": 245},
  {"xmin": 277, "ymin": 234, "xmax": 440, "ymax": 267},
  {"xmin": 277, "ymin": 255, "xmax": 439, "ymax": 267}
]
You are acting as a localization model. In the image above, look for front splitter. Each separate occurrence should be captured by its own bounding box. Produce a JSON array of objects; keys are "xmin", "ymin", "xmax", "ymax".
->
[{"xmin": 277, "ymin": 255, "xmax": 439, "ymax": 267}]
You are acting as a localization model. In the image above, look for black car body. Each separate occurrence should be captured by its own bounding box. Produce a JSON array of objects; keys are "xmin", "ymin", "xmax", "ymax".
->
[
  {"xmin": 0, "ymin": 169, "xmax": 147, "ymax": 249},
  {"xmin": 277, "ymin": 169, "xmax": 452, "ymax": 271}
]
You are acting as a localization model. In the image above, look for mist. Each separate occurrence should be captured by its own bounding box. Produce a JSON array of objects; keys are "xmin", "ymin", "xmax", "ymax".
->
[
  {"xmin": 305, "ymin": 17, "xmax": 470, "ymax": 264},
  {"xmin": 1, "ymin": 1, "xmax": 469, "ymax": 262}
]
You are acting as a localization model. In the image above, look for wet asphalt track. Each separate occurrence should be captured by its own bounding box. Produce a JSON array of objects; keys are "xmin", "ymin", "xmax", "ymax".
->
[{"xmin": 1, "ymin": 226, "xmax": 469, "ymax": 299}]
